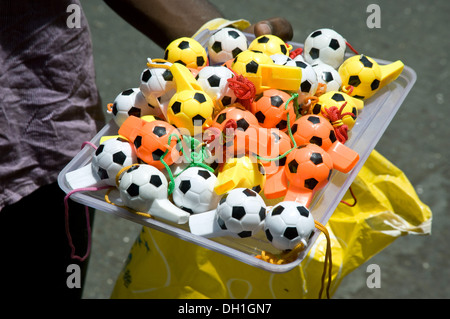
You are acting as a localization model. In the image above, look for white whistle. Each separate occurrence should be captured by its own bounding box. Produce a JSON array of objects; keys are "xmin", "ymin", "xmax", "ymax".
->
[
  {"xmin": 65, "ymin": 138, "xmax": 137, "ymax": 190},
  {"xmin": 189, "ymin": 188, "xmax": 266, "ymax": 239},
  {"xmin": 118, "ymin": 164, "xmax": 190, "ymax": 224},
  {"xmin": 189, "ymin": 209, "xmax": 237, "ymax": 238}
]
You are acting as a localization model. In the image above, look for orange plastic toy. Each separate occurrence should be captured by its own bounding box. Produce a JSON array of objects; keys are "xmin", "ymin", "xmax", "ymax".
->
[
  {"xmin": 209, "ymin": 106, "xmax": 272, "ymax": 159},
  {"xmin": 262, "ymin": 143, "xmax": 334, "ymax": 207},
  {"xmin": 290, "ymin": 115, "xmax": 359, "ymax": 173},
  {"xmin": 259, "ymin": 128, "xmax": 293, "ymax": 176},
  {"xmin": 210, "ymin": 105, "xmax": 259, "ymax": 132},
  {"xmin": 283, "ymin": 144, "xmax": 334, "ymax": 207},
  {"xmin": 263, "ymin": 115, "xmax": 359, "ymax": 206},
  {"xmin": 250, "ymin": 89, "xmax": 296, "ymax": 132},
  {"xmin": 118, "ymin": 116, "xmax": 181, "ymax": 169},
  {"xmin": 258, "ymin": 129, "xmax": 293, "ymax": 199}
]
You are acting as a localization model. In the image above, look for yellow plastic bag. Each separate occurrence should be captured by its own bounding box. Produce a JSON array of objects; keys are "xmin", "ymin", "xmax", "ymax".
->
[{"xmin": 110, "ymin": 150, "xmax": 432, "ymax": 299}]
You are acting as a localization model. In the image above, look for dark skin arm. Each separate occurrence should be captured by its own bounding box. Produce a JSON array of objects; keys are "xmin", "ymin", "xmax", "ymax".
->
[
  {"xmin": 104, "ymin": 0, "xmax": 224, "ymax": 48},
  {"xmin": 104, "ymin": 0, "xmax": 293, "ymax": 48}
]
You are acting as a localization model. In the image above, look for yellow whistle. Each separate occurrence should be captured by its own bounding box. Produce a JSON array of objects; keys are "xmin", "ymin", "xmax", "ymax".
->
[
  {"xmin": 99, "ymin": 135, "xmax": 123, "ymax": 144},
  {"xmin": 251, "ymin": 64, "xmax": 302, "ymax": 94},
  {"xmin": 214, "ymin": 156, "xmax": 266, "ymax": 195},
  {"xmin": 170, "ymin": 62, "xmax": 203, "ymax": 92},
  {"xmin": 339, "ymin": 54, "xmax": 404, "ymax": 100},
  {"xmin": 232, "ymin": 50, "xmax": 302, "ymax": 94},
  {"xmin": 379, "ymin": 60, "xmax": 404, "ymax": 89},
  {"xmin": 314, "ymin": 90, "xmax": 363, "ymax": 127},
  {"xmin": 166, "ymin": 63, "xmax": 214, "ymax": 136}
]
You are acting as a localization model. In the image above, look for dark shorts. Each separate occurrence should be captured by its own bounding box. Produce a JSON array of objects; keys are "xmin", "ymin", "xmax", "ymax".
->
[{"xmin": 0, "ymin": 182, "xmax": 94, "ymax": 299}]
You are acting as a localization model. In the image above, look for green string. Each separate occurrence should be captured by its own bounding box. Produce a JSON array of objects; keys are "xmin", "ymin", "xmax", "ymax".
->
[
  {"xmin": 160, "ymin": 149, "xmax": 175, "ymax": 195},
  {"xmin": 176, "ymin": 135, "xmax": 215, "ymax": 175},
  {"xmin": 162, "ymin": 132, "xmax": 214, "ymax": 195},
  {"xmin": 255, "ymin": 92, "xmax": 299, "ymax": 163},
  {"xmin": 286, "ymin": 93, "xmax": 299, "ymax": 149}
]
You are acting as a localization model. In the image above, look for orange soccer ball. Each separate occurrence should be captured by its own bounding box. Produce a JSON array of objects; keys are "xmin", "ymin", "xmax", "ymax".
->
[
  {"xmin": 290, "ymin": 114, "xmax": 337, "ymax": 151},
  {"xmin": 211, "ymin": 105, "xmax": 260, "ymax": 132},
  {"xmin": 208, "ymin": 106, "xmax": 261, "ymax": 159},
  {"xmin": 259, "ymin": 128, "xmax": 293, "ymax": 175},
  {"xmin": 118, "ymin": 117, "xmax": 181, "ymax": 169},
  {"xmin": 284, "ymin": 143, "xmax": 333, "ymax": 192},
  {"xmin": 250, "ymin": 89, "xmax": 297, "ymax": 131}
]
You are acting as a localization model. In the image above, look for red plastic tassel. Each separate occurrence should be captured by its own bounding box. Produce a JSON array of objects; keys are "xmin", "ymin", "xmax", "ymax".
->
[
  {"xmin": 227, "ymin": 70, "xmax": 256, "ymax": 109},
  {"xmin": 320, "ymin": 102, "xmax": 355, "ymax": 144},
  {"xmin": 224, "ymin": 118, "xmax": 237, "ymax": 131},
  {"xmin": 289, "ymin": 47, "xmax": 303, "ymax": 59}
]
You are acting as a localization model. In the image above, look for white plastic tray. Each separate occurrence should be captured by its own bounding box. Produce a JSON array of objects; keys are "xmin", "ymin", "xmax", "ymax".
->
[{"xmin": 58, "ymin": 31, "xmax": 416, "ymax": 273}]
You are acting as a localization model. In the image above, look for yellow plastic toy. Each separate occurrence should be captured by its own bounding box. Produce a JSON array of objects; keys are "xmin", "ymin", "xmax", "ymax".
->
[
  {"xmin": 339, "ymin": 54, "xmax": 404, "ymax": 100},
  {"xmin": 140, "ymin": 115, "xmax": 158, "ymax": 122},
  {"xmin": 166, "ymin": 63, "xmax": 214, "ymax": 136},
  {"xmin": 214, "ymin": 155, "xmax": 266, "ymax": 195},
  {"xmin": 248, "ymin": 34, "xmax": 292, "ymax": 56},
  {"xmin": 164, "ymin": 37, "xmax": 208, "ymax": 69},
  {"xmin": 99, "ymin": 135, "xmax": 122, "ymax": 145},
  {"xmin": 310, "ymin": 91, "xmax": 363, "ymax": 130},
  {"xmin": 231, "ymin": 50, "xmax": 302, "ymax": 94},
  {"xmin": 307, "ymin": 91, "xmax": 363, "ymax": 144}
]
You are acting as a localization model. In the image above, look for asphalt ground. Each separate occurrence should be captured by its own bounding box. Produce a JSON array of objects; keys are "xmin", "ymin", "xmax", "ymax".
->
[{"xmin": 78, "ymin": 0, "xmax": 449, "ymax": 299}]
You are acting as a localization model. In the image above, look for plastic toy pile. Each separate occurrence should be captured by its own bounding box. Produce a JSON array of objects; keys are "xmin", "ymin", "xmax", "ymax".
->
[{"xmin": 64, "ymin": 27, "xmax": 404, "ymax": 267}]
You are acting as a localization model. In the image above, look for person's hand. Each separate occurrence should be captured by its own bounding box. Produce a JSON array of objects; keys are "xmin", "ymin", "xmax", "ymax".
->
[{"xmin": 244, "ymin": 17, "xmax": 293, "ymax": 42}]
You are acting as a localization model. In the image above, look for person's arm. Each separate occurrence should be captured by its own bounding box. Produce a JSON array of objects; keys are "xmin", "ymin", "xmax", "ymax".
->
[
  {"xmin": 104, "ymin": 0, "xmax": 225, "ymax": 48},
  {"xmin": 104, "ymin": 0, "xmax": 293, "ymax": 48}
]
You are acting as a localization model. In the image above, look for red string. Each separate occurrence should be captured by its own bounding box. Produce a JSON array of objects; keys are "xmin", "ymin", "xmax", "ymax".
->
[
  {"xmin": 289, "ymin": 47, "xmax": 303, "ymax": 59},
  {"xmin": 343, "ymin": 85, "xmax": 354, "ymax": 95},
  {"xmin": 346, "ymin": 41, "xmax": 359, "ymax": 55},
  {"xmin": 81, "ymin": 141, "xmax": 98, "ymax": 150},
  {"xmin": 203, "ymin": 127, "xmax": 221, "ymax": 144},
  {"xmin": 340, "ymin": 186, "xmax": 357, "ymax": 207},
  {"xmin": 321, "ymin": 102, "xmax": 355, "ymax": 144},
  {"xmin": 64, "ymin": 186, "xmax": 111, "ymax": 261},
  {"xmin": 226, "ymin": 69, "xmax": 256, "ymax": 109},
  {"xmin": 224, "ymin": 118, "xmax": 237, "ymax": 130},
  {"xmin": 223, "ymin": 119, "xmax": 237, "ymax": 145},
  {"xmin": 62, "ymin": 140, "xmax": 106, "ymax": 262}
]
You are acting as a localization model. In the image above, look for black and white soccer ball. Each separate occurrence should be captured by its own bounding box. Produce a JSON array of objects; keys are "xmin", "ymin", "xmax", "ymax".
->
[
  {"xmin": 91, "ymin": 138, "xmax": 137, "ymax": 186},
  {"xmin": 118, "ymin": 164, "xmax": 168, "ymax": 213},
  {"xmin": 303, "ymin": 28, "xmax": 347, "ymax": 69},
  {"xmin": 295, "ymin": 60, "xmax": 319, "ymax": 105},
  {"xmin": 270, "ymin": 53, "xmax": 307, "ymax": 67},
  {"xmin": 139, "ymin": 60, "xmax": 176, "ymax": 106},
  {"xmin": 216, "ymin": 188, "xmax": 266, "ymax": 238},
  {"xmin": 312, "ymin": 63, "xmax": 342, "ymax": 92},
  {"xmin": 108, "ymin": 88, "xmax": 154, "ymax": 127},
  {"xmin": 292, "ymin": 54, "xmax": 305, "ymax": 63},
  {"xmin": 207, "ymin": 27, "xmax": 248, "ymax": 65},
  {"xmin": 264, "ymin": 201, "xmax": 315, "ymax": 251},
  {"xmin": 196, "ymin": 66, "xmax": 237, "ymax": 109},
  {"xmin": 270, "ymin": 53, "xmax": 292, "ymax": 65},
  {"xmin": 172, "ymin": 166, "xmax": 220, "ymax": 214}
]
